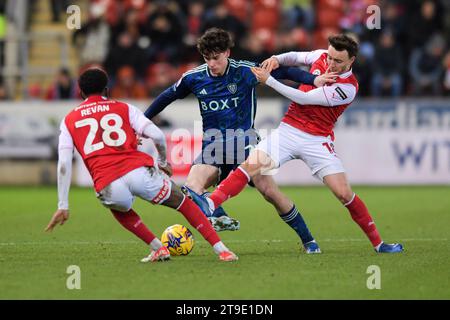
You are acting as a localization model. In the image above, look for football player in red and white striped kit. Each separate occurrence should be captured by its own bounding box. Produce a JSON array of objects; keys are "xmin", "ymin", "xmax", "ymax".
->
[
  {"xmin": 204, "ymin": 34, "xmax": 403, "ymax": 253},
  {"xmin": 45, "ymin": 68, "xmax": 238, "ymax": 262}
]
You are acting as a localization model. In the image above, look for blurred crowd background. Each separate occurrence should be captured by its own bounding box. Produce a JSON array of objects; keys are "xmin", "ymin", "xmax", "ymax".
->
[{"xmin": 0, "ymin": 0, "xmax": 449, "ymax": 102}]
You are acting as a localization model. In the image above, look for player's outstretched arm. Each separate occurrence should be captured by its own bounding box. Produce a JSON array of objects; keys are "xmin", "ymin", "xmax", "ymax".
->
[
  {"xmin": 144, "ymin": 77, "xmax": 192, "ymax": 120},
  {"xmin": 252, "ymin": 67, "xmax": 355, "ymax": 107},
  {"xmin": 129, "ymin": 104, "xmax": 172, "ymax": 176},
  {"xmin": 46, "ymin": 124, "xmax": 73, "ymax": 232},
  {"xmin": 270, "ymin": 66, "xmax": 317, "ymax": 86},
  {"xmin": 266, "ymin": 50, "xmax": 328, "ymax": 68}
]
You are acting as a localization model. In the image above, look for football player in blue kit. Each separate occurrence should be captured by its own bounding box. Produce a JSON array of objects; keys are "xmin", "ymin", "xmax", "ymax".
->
[{"xmin": 144, "ymin": 28, "xmax": 336, "ymax": 254}]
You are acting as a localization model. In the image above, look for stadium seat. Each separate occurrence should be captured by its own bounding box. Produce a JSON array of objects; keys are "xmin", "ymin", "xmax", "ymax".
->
[
  {"xmin": 290, "ymin": 27, "xmax": 310, "ymax": 49},
  {"xmin": 251, "ymin": 0, "xmax": 280, "ymax": 31},
  {"xmin": 313, "ymin": 27, "xmax": 340, "ymax": 49},
  {"xmin": 253, "ymin": 28, "xmax": 276, "ymax": 52},
  {"xmin": 316, "ymin": 9, "xmax": 343, "ymax": 29},
  {"xmin": 146, "ymin": 63, "xmax": 176, "ymax": 89},
  {"xmin": 177, "ymin": 63, "xmax": 201, "ymax": 78},
  {"xmin": 225, "ymin": 0, "xmax": 249, "ymax": 22},
  {"xmin": 317, "ymin": 0, "xmax": 345, "ymax": 11}
]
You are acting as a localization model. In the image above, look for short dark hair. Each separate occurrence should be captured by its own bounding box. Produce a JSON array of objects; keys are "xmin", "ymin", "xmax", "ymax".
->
[
  {"xmin": 78, "ymin": 68, "xmax": 108, "ymax": 96},
  {"xmin": 328, "ymin": 34, "xmax": 359, "ymax": 58},
  {"xmin": 197, "ymin": 28, "xmax": 234, "ymax": 56}
]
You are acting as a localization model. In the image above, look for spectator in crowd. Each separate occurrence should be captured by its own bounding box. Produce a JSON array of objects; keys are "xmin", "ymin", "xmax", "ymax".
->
[
  {"xmin": 376, "ymin": 1, "xmax": 408, "ymax": 54},
  {"xmin": 182, "ymin": 1, "xmax": 206, "ymax": 61},
  {"xmin": 45, "ymin": 68, "xmax": 78, "ymax": 100},
  {"xmin": 49, "ymin": 0, "xmax": 69, "ymax": 23},
  {"xmin": 184, "ymin": 1, "xmax": 205, "ymax": 46},
  {"xmin": 234, "ymin": 33, "xmax": 271, "ymax": 63},
  {"xmin": 104, "ymin": 31, "xmax": 148, "ymax": 80},
  {"xmin": 72, "ymin": 3, "xmax": 110, "ymax": 66},
  {"xmin": 143, "ymin": 0, "xmax": 185, "ymax": 63},
  {"xmin": 201, "ymin": 3, "xmax": 247, "ymax": 46},
  {"xmin": 282, "ymin": 0, "xmax": 314, "ymax": 31},
  {"xmin": 353, "ymin": 46, "xmax": 373, "ymax": 97},
  {"xmin": 409, "ymin": 34, "xmax": 446, "ymax": 96},
  {"xmin": 371, "ymin": 31, "xmax": 403, "ymax": 97},
  {"xmin": 110, "ymin": 65, "xmax": 147, "ymax": 99},
  {"xmin": 109, "ymin": 9, "xmax": 142, "ymax": 48},
  {"xmin": 408, "ymin": 0, "xmax": 443, "ymax": 51}
]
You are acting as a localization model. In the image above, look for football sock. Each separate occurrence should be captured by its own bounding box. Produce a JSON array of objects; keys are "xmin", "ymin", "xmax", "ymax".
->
[
  {"xmin": 183, "ymin": 186, "xmax": 211, "ymax": 217},
  {"xmin": 345, "ymin": 194, "xmax": 382, "ymax": 247},
  {"xmin": 177, "ymin": 196, "xmax": 221, "ymax": 247},
  {"xmin": 202, "ymin": 191, "xmax": 228, "ymax": 218},
  {"xmin": 150, "ymin": 238, "xmax": 164, "ymax": 251},
  {"xmin": 209, "ymin": 167, "xmax": 250, "ymax": 208},
  {"xmin": 280, "ymin": 205, "xmax": 314, "ymax": 244},
  {"xmin": 111, "ymin": 209, "xmax": 156, "ymax": 245},
  {"xmin": 213, "ymin": 241, "xmax": 229, "ymax": 254}
]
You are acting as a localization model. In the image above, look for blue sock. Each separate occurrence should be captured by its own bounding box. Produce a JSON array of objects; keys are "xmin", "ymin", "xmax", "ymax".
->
[
  {"xmin": 280, "ymin": 205, "xmax": 314, "ymax": 244},
  {"xmin": 183, "ymin": 186, "xmax": 213, "ymax": 217},
  {"xmin": 201, "ymin": 192, "xmax": 228, "ymax": 218}
]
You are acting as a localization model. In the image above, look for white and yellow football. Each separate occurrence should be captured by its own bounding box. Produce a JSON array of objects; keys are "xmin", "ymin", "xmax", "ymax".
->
[{"xmin": 161, "ymin": 224, "xmax": 195, "ymax": 256}]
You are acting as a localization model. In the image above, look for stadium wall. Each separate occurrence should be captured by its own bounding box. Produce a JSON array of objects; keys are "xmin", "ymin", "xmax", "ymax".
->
[{"xmin": 0, "ymin": 98, "xmax": 449, "ymax": 186}]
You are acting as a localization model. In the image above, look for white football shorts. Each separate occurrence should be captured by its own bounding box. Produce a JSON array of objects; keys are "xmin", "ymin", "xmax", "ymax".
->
[
  {"xmin": 255, "ymin": 122, "xmax": 345, "ymax": 181},
  {"xmin": 96, "ymin": 166, "xmax": 172, "ymax": 212}
]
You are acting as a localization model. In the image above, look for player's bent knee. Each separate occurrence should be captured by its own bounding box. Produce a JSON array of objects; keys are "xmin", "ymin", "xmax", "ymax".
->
[{"xmin": 335, "ymin": 189, "xmax": 353, "ymax": 205}]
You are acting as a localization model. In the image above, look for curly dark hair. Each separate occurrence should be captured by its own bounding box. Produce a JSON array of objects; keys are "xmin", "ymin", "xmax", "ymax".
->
[
  {"xmin": 328, "ymin": 34, "xmax": 359, "ymax": 58},
  {"xmin": 78, "ymin": 68, "xmax": 108, "ymax": 96},
  {"xmin": 197, "ymin": 28, "xmax": 234, "ymax": 57}
]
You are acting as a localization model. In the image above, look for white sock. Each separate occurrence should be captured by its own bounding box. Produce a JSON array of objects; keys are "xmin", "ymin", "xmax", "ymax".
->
[
  {"xmin": 213, "ymin": 241, "xmax": 228, "ymax": 254},
  {"xmin": 206, "ymin": 197, "xmax": 216, "ymax": 211},
  {"xmin": 150, "ymin": 238, "xmax": 163, "ymax": 251},
  {"xmin": 374, "ymin": 242, "xmax": 384, "ymax": 252}
]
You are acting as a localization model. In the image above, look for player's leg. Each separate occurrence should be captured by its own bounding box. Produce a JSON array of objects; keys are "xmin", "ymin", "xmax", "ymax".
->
[
  {"xmin": 321, "ymin": 171, "xmax": 403, "ymax": 253},
  {"xmin": 208, "ymin": 124, "xmax": 290, "ymax": 210},
  {"xmin": 183, "ymin": 163, "xmax": 240, "ymax": 231},
  {"xmin": 298, "ymin": 130, "xmax": 402, "ymax": 253},
  {"xmin": 134, "ymin": 166, "xmax": 238, "ymax": 261},
  {"xmin": 183, "ymin": 164, "xmax": 229, "ymax": 218},
  {"xmin": 96, "ymin": 174, "xmax": 168, "ymax": 261},
  {"xmin": 163, "ymin": 184, "xmax": 238, "ymax": 261},
  {"xmin": 251, "ymin": 174, "xmax": 321, "ymax": 253},
  {"xmin": 207, "ymin": 149, "xmax": 275, "ymax": 210},
  {"xmin": 184, "ymin": 164, "xmax": 219, "ymax": 195},
  {"xmin": 206, "ymin": 164, "xmax": 243, "ymax": 230}
]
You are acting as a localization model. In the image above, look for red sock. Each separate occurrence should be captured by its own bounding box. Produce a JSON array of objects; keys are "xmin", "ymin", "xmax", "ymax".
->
[
  {"xmin": 345, "ymin": 195, "xmax": 382, "ymax": 247},
  {"xmin": 177, "ymin": 197, "xmax": 221, "ymax": 247},
  {"xmin": 111, "ymin": 209, "xmax": 156, "ymax": 245},
  {"xmin": 209, "ymin": 167, "xmax": 250, "ymax": 208}
]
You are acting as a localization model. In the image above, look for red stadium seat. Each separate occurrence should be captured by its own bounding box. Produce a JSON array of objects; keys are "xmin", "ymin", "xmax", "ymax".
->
[
  {"xmin": 251, "ymin": 0, "xmax": 280, "ymax": 31},
  {"xmin": 252, "ymin": 9, "xmax": 279, "ymax": 31},
  {"xmin": 253, "ymin": 28, "xmax": 276, "ymax": 52},
  {"xmin": 291, "ymin": 27, "xmax": 310, "ymax": 49},
  {"xmin": 225, "ymin": 0, "xmax": 250, "ymax": 22},
  {"xmin": 316, "ymin": 9, "xmax": 343, "ymax": 29},
  {"xmin": 312, "ymin": 27, "xmax": 340, "ymax": 49},
  {"xmin": 176, "ymin": 63, "xmax": 201, "ymax": 79},
  {"xmin": 146, "ymin": 63, "xmax": 176, "ymax": 88},
  {"xmin": 317, "ymin": 0, "xmax": 345, "ymax": 11}
]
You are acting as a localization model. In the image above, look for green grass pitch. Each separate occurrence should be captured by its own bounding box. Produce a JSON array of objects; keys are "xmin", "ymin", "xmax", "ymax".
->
[{"xmin": 0, "ymin": 185, "xmax": 449, "ymax": 299}]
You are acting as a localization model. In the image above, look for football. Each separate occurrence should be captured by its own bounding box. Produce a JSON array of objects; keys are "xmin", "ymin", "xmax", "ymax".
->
[{"xmin": 161, "ymin": 224, "xmax": 195, "ymax": 256}]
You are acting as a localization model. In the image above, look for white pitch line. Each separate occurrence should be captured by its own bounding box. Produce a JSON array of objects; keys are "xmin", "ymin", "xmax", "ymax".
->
[{"xmin": 0, "ymin": 238, "xmax": 448, "ymax": 246}]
